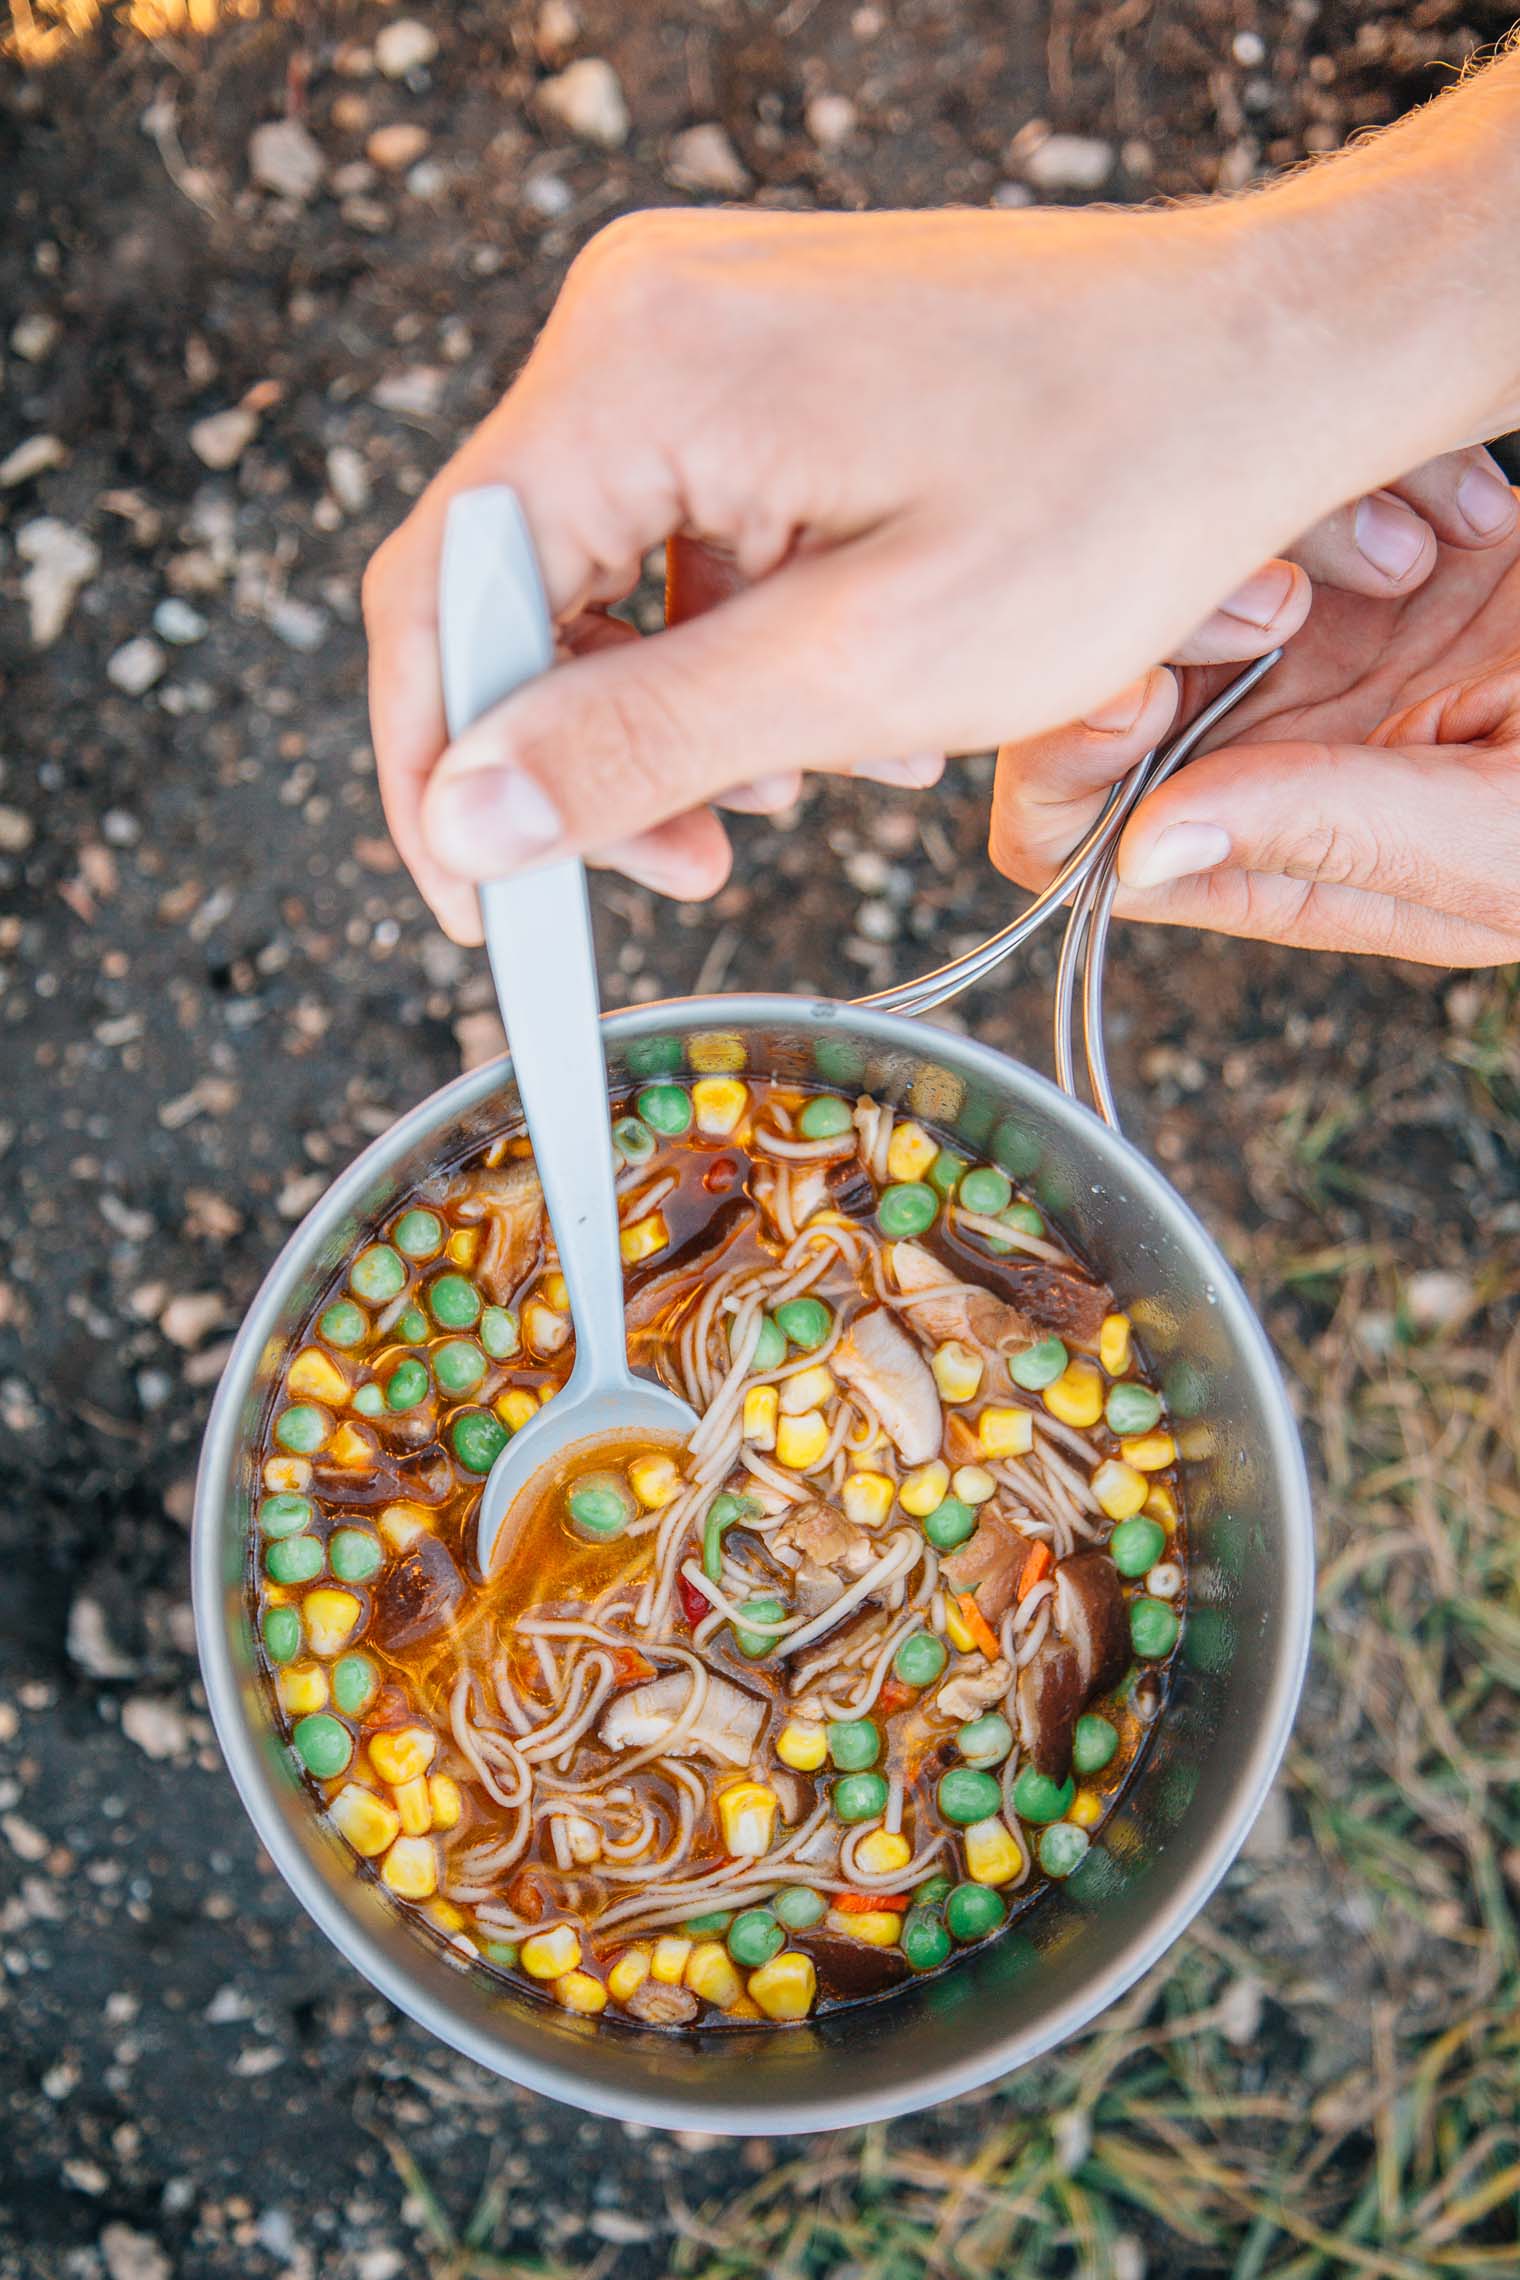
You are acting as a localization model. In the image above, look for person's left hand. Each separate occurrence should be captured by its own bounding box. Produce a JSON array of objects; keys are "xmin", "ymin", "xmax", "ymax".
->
[{"xmin": 991, "ymin": 450, "xmax": 1520, "ymax": 964}]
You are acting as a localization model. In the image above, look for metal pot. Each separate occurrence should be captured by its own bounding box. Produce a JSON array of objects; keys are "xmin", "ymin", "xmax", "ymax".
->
[{"xmin": 194, "ymin": 967, "xmax": 1313, "ymax": 2132}]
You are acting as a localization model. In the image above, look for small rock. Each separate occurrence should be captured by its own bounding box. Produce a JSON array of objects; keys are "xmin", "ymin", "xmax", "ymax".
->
[
  {"xmin": 107, "ymin": 637, "xmax": 167, "ymax": 696},
  {"xmin": 152, "ymin": 597, "xmax": 207, "ymax": 645},
  {"xmin": 159, "ymin": 1290, "xmax": 225, "ymax": 1349},
  {"xmin": 372, "ymin": 365, "xmax": 445, "ymax": 417},
  {"xmin": 2, "ymin": 1812, "xmax": 48, "ymax": 1862},
  {"xmin": 1405, "ymin": 1269, "xmax": 1474, "ymax": 1331},
  {"xmin": 805, "ymin": 93, "xmax": 857, "ymax": 148},
  {"xmin": 204, "ymin": 1984, "xmax": 254, "ymax": 2024},
  {"xmin": 666, "ymin": 123, "xmax": 749, "ymax": 196},
  {"xmin": 249, "ymin": 116, "xmax": 325, "ymax": 202},
  {"xmin": 523, "ymin": 169, "xmax": 572, "ymax": 218},
  {"xmin": 11, "ymin": 311, "xmax": 60, "ymax": 361},
  {"xmin": 0, "ymin": 434, "xmax": 65, "ymax": 488},
  {"xmin": 330, "ymin": 158, "xmax": 377, "ymax": 195},
  {"xmin": 189, "ymin": 406, "xmax": 258, "ymax": 471},
  {"xmin": 266, "ymin": 596, "xmax": 329, "ymax": 652},
  {"xmin": 16, "ymin": 517, "xmax": 100, "ymax": 648},
  {"xmin": 374, "ymin": 17, "xmax": 438, "ymax": 76},
  {"xmin": 366, "ymin": 122, "xmax": 429, "ymax": 171},
  {"xmin": 1020, "ymin": 131, "xmax": 1114, "ymax": 193},
  {"xmin": 101, "ymin": 2224, "xmax": 172, "ymax": 2280},
  {"xmin": 1218, "ymin": 1975, "xmax": 1264, "ymax": 2046},
  {"xmin": 1233, "ymin": 29, "xmax": 1267, "ymax": 65},
  {"xmin": 0, "ymin": 807, "xmax": 35, "ymax": 854},
  {"xmin": 538, "ymin": 57, "xmax": 630, "ymax": 149},
  {"xmin": 67, "ymin": 1597, "xmax": 136, "ymax": 1680},
  {"xmin": 121, "ymin": 1696, "xmax": 188, "ymax": 1762},
  {"xmin": 536, "ymin": 0, "xmax": 578, "ymax": 60},
  {"xmin": 406, "ymin": 158, "xmax": 447, "ymax": 199},
  {"xmin": 326, "ymin": 444, "xmax": 370, "ymax": 514}
]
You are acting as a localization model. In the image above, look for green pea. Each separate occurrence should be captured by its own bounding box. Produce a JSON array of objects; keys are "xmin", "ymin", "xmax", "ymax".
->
[
  {"xmin": 832, "ymin": 1772, "xmax": 889, "ymax": 1823},
  {"xmin": 901, "ymin": 1908, "xmax": 952, "ymax": 1972},
  {"xmin": 275, "ymin": 1404, "xmax": 328, "ymax": 1454},
  {"xmin": 259, "ymin": 1492, "xmax": 313, "ymax": 1539},
  {"xmin": 429, "ymin": 1273, "xmax": 481, "ymax": 1330},
  {"xmin": 1105, "ymin": 1381, "xmax": 1162, "ymax": 1435},
  {"xmin": 1011, "ymin": 1766, "xmax": 1076, "ymax": 1825},
  {"xmin": 1130, "ymin": 1597, "xmax": 1180, "ymax": 1658},
  {"xmin": 319, "ymin": 1300, "xmax": 368, "ymax": 1350},
  {"xmin": 636, "ymin": 1083, "xmax": 692, "ymax": 1137},
  {"xmin": 394, "ymin": 1209, "xmax": 443, "ymax": 1260},
  {"xmin": 726, "ymin": 1909, "xmax": 784, "ymax": 1969},
  {"xmin": 395, "ymin": 1305, "xmax": 428, "ymax": 1346},
  {"xmin": 923, "ymin": 1497, "xmax": 976, "ymax": 1552},
  {"xmin": 1038, "ymin": 1822, "xmax": 1091, "ymax": 1878},
  {"xmin": 893, "ymin": 1631, "xmax": 948, "ymax": 1688},
  {"xmin": 352, "ymin": 1383, "xmax": 385, "ymax": 1418},
  {"xmin": 612, "ymin": 1115, "xmax": 655, "ymax": 1166},
  {"xmin": 877, "ymin": 1182, "xmax": 939, "ymax": 1239},
  {"xmin": 480, "ymin": 1939, "xmax": 519, "ymax": 1970},
  {"xmin": 680, "ymin": 1910, "xmax": 734, "ymax": 1937},
  {"xmin": 929, "ymin": 1148, "xmax": 968, "ymax": 1200},
  {"xmin": 960, "ymin": 1166, "xmax": 1012, "ymax": 1216},
  {"xmin": 702, "ymin": 1490, "xmax": 759, "ymax": 1581},
  {"xmin": 350, "ymin": 1245, "xmax": 405, "ymax": 1303},
  {"xmin": 385, "ymin": 1359, "xmax": 430, "ymax": 1413},
  {"xmin": 827, "ymin": 1718, "xmax": 880, "ymax": 1772},
  {"xmin": 568, "ymin": 1477, "xmax": 632, "ymax": 1541},
  {"xmin": 1072, "ymin": 1714, "xmax": 1119, "ymax": 1775},
  {"xmin": 749, "ymin": 1315, "xmax": 787, "ymax": 1371},
  {"xmin": 1001, "ymin": 1202, "xmax": 1045, "ymax": 1237},
  {"xmin": 332, "ymin": 1653, "xmax": 379, "ymax": 1716},
  {"xmin": 957, "ymin": 1712, "xmax": 1014, "ymax": 1767},
  {"xmin": 992, "ymin": 1118, "xmax": 1042, "ymax": 1179},
  {"xmin": 813, "ymin": 1037, "xmax": 864, "ymax": 1088},
  {"xmin": 329, "ymin": 1527, "xmax": 382, "ymax": 1584},
  {"xmin": 1009, "ymin": 1336, "xmax": 1068, "ymax": 1391},
  {"xmin": 799, "ymin": 1094, "xmax": 854, "ymax": 1139},
  {"xmin": 775, "ymin": 1296, "xmax": 832, "ymax": 1351},
  {"xmin": 1110, "ymin": 1516, "xmax": 1167, "ymax": 1577},
  {"xmin": 773, "ymin": 1885, "xmax": 827, "ymax": 1930},
  {"xmin": 452, "ymin": 1410, "xmax": 508, "ymax": 1474},
  {"xmin": 914, "ymin": 1873, "xmax": 953, "ymax": 1907},
  {"xmin": 265, "ymin": 1534, "xmax": 323, "ymax": 1585},
  {"xmin": 625, "ymin": 1033, "xmax": 683, "ymax": 1078},
  {"xmin": 480, "ymin": 1305, "xmax": 520, "ymax": 1361},
  {"xmin": 946, "ymin": 1881, "xmax": 1007, "ymax": 1942},
  {"xmin": 434, "ymin": 1338, "xmax": 486, "ymax": 1396},
  {"xmin": 292, "ymin": 1712, "xmax": 351, "ymax": 1779},
  {"xmin": 733, "ymin": 1595, "xmax": 787, "ymax": 1658},
  {"xmin": 937, "ymin": 1767, "xmax": 1003, "ymax": 1825},
  {"xmin": 262, "ymin": 1606, "xmax": 301, "ymax": 1664}
]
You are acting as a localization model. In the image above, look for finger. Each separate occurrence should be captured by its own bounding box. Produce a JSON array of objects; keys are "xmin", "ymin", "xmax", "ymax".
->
[
  {"xmin": 1169, "ymin": 560, "xmax": 1311, "ymax": 667},
  {"xmin": 842, "ymin": 751, "xmax": 947, "ymax": 790},
  {"xmin": 1288, "ymin": 488, "xmax": 1437, "ymax": 598},
  {"xmin": 593, "ymin": 805, "xmax": 733, "ymax": 899},
  {"xmin": 1385, "ymin": 448, "xmax": 1518, "ymax": 551},
  {"xmin": 989, "ymin": 667, "xmax": 1179, "ymax": 889},
  {"xmin": 717, "ymin": 774, "xmax": 805, "ymax": 814},
  {"xmin": 1105, "ymin": 864, "xmax": 1520, "ymax": 965}
]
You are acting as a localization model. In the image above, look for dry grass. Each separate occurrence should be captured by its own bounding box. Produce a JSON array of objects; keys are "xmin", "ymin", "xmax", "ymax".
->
[{"xmin": 6, "ymin": 0, "xmax": 266, "ymax": 67}]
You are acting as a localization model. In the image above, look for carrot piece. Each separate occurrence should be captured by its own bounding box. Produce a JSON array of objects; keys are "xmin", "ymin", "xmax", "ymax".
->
[
  {"xmin": 1016, "ymin": 1542, "xmax": 1053, "ymax": 1603},
  {"xmin": 875, "ymin": 1676, "xmax": 918, "ymax": 1717},
  {"xmin": 833, "ymin": 1891, "xmax": 909, "ymax": 1914},
  {"xmin": 955, "ymin": 1591, "xmax": 1002, "ymax": 1661},
  {"xmin": 609, "ymin": 1646, "xmax": 655, "ymax": 1688}
]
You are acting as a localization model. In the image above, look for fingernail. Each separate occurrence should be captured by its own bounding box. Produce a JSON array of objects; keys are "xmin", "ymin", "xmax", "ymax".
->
[
  {"xmin": 866, "ymin": 752, "xmax": 945, "ymax": 787},
  {"xmin": 1354, "ymin": 492, "xmax": 1426, "ymax": 580},
  {"xmin": 600, "ymin": 834, "xmax": 705, "ymax": 896},
  {"xmin": 429, "ymin": 766, "xmax": 563, "ymax": 875},
  {"xmin": 1121, "ymin": 821, "xmax": 1232, "ymax": 890},
  {"xmin": 1217, "ymin": 560, "xmax": 1298, "ymax": 630},
  {"xmin": 718, "ymin": 772, "xmax": 802, "ymax": 814},
  {"xmin": 1082, "ymin": 674, "xmax": 1154, "ymax": 735},
  {"xmin": 1456, "ymin": 465, "xmax": 1517, "ymax": 538}
]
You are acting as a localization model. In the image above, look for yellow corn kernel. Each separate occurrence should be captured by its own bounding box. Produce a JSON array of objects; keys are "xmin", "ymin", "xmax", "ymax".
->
[
  {"xmin": 1099, "ymin": 1312, "xmax": 1133, "ymax": 1376},
  {"xmin": 329, "ymin": 1783, "xmax": 400, "ymax": 1858},
  {"xmin": 842, "ymin": 1470, "xmax": 894, "ymax": 1528},
  {"xmin": 776, "ymin": 1410, "xmax": 828, "ymax": 1470},
  {"xmin": 496, "ymin": 1387, "xmax": 539, "ymax": 1433},
  {"xmin": 264, "ymin": 1456, "xmax": 311, "ymax": 1494},
  {"xmin": 629, "ymin": 1453, "xmax": 681, "ymax": 1509},
  {"xmin": 886, "ymin": 1120, "xmax": 938, "ymax": 1182},
  {"xmin": 378, "ymin": 1500, "xmax": 431, "ymax": 1551},
  {"xmin": 824, "ymin": 1906, "xmax": 901, "ymax": 1946},
  {"xmin": 742, "ymin": 1385, "xmax": 778, "ymax": 1450},
  {"xmin": 1044, "ymin": 1358, "xmax": 1105, "ymax": 1430},
  {"xmin": 963, "ymin": 1816, "xmax": 1024, "ymax": 1887},
  {"xmin": 951, "ymin": 1463, "xmax": 997, "ymax": 1506},
  {"xmin": 301, "ymin": 1587, "xmax": 363, "ymax": 1659},
  {"xmin": 931, "ymin": 1341, "xmax": 984, "ymax": 1405},
  {"xmin": 523, "ymin": 1300, "xmax": 570, "ymax": 1356},
  {"xmin": 428, "ymin": 1775, "xmax": 462, "ymax": 1830},
  {"xmin": 776, "ymin": 1719, "xmax": 828, "ymax": 1773},
  {"xmin": 899, "ymin": 1460, "xmax": 951, "ymax": 1518},
  {"xmin": 426, "ymin": 1897, "xmax": 467, "ymax": 1934},
  {"xmin": 719, "ymin": 1781, "xmax": 778, "ymax": 1859},
  {"xmin": 288, "ymin": 1346, "xmax": 349, "ymax": 1405},
  {"xmin": 521, "ymin": 1922, "xmax": 581, "ymax": 1980},
  {"xmin": 368, "ymin": 1726, "xmax": 437, "ymax": 1786},
  {"xmin": 619, "ymin": 1211, "xmax": 670, "ymax": 1265},
  {"xmin": 1177, "ymin": 1420, "xmax": 1213, "ymax": 1464},
  {"xmin": 1122, "ymin": 1431, "xmax": 1178, "ymax": 1473},
  {"xmin": 725, "ymin": 1994, "xmax": 764, "ymax": 2021},
  {"xmin": 554, "ymin": 1969, "xmax": 607, "ymax": 2015},
  {"xmin": 380, "ymin": 1835, "xmax": 439, "ymax": 1900},
  {"xmin": 779, "ymin": 1364, "xmax": 834, "ymax": 1416},
  {"xmin": 854, "ymin": 1827, "xmax": 913, "ymax": 1877},
  {"xmin": 685, "ymin": 1941, "xmax": 744, "ymax": 2009},
  {"xmin": 748, "ymin": 1950, "xmax": 817, "ymax": 2020},
  {"xmin": 277, "ymin": 1662, "xmax": 328, "ymax": 1717},
  {"xmin": 446, "ymin": 1226, "xmax": 481, "ymax": 1268},
  {"xmin": 977, "ymin": 1407, "xmax": 1034, "ymax": 1460},
  {"xmin": 394, "ymin": 1776, "xmax": 433, "ymax": 1837},
  {"xmin": 327, "ymin": 1422, "xmax": 374, "ymax": 1469},
  {"xmin": 607, "ymin": 1947, "xmax": 651, "ymax": 2003},
  {"xmin": 1092, "ymin": 1459, "xmax": 1149, "ymax": 1522},
  {"xmin": 650, "ymin": 1935, "xmax": 693, "ymax": 1985},
  {"xmin": 536, "ymin": 1271, "xmax": 566, "ymax": 1311},
  {"xmin": 944, "ymin": 1598, "xmax": 977, "ymax": 1654},
  {"xmin": 692, "ymin": 1076, "xmax": 749, "ymax": 1135},
  {"xmin": 1144, "ymin": 1482, "xmax": 1179, "ymax": 1531},
  {"xmin": 1069, "ymin": 1788, "xmax": 1104, "ymax": 1831}
]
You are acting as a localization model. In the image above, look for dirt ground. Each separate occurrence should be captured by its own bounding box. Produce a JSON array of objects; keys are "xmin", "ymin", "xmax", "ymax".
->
[{"xmin": 3, "ymin": 2, "xmax": 1519, "ymax": 2275}]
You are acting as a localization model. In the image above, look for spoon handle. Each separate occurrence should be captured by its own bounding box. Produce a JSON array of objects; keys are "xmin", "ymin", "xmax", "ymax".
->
[{"xmin": 439, "ymin": 486, "xmax": 629, "ymax": 1390}]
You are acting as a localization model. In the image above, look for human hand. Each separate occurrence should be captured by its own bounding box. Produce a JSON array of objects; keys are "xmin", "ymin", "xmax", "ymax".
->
[{"xmin": 990, "ymin": 456, "xmax": 1520, "ymax": 965}]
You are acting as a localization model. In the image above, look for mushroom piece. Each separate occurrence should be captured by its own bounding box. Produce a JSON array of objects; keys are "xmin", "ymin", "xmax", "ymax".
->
[
  {"xmin": 831, "ymin": 1305, "xmax": 942, "ymax": 1465},
  {"xmin": 448, "ymin": 1161, "xmax": 546, "ymax": 1304},
  {"xmin": 886, "ymin": 1241, "xmax": 1037, "ymax": 1352},
  {"xmin": 1016, "ymin": 1639, "xmax": 1085, "ymax": 1781},
  {"xmin": 800, "ymin": 1929, "xmax": 911, "ymax": 2001},
  {"xmin": 940, "ymin": 1507, "xmax": 1034, "ymax": 1629},
  {"xmin": 625, "ymin": 1981, "xmax": 700, "ymax": 2026},
  {"xmin": 1054, "ymin": 1550, "xmax": 1130, "ymax": 1699},
  {"xmin": 623, "ymin": 1195, "xmax": 751, "ymax": 1344},
  {"xmin": 371, "ymin": 1534, "xmax": 467, "ymax": 1654},
  {"xmin": 771, "ymin": 1500, "xmax": 876, "ymax": 1578},
  {"xmin": 935, "ymin": 1654, "xmax": 1014, "ymax": 1724},
  {"xmin": 598, "ymin": 1669, "xmax": 765, "ymax": 1768},
  {"xmin": 999, "ymin": 1261, "xmax": 1113, "ymax": 1346}
]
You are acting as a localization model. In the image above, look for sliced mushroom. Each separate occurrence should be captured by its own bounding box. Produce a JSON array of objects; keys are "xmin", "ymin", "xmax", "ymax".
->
[
  {"xmin": 886, "ymin": 1242, "xmax": 1036, "ymax": 1352},
  {"xmin": 940, "ymin": 1506, "xmax": 1034, "ymax": 1628},
  {"xmin": 625, "ymin": 1980, "xmax": 700, "ymax": 2026},
  {"xmin": 371, "ymin": 1534, "xmax": 466, "ymax": 1653},
  {"xmin": 624, "ymin": 1194, "xmax": 750, "ymax": 1343},
  {"xmin": 936, "ymin": 1654, "xmax": 1014, "ymax": 1724},
  {"xmin": 598, "ymin": 1669, "xmax": 765, "ymax": 1768},
  {"xmin": 447, "ymin": 1160, "xmax": 546, "ymax": 1304},
  {"xmin": 1016, "ymin": 1639, "xmax": 1085, "ymax": 1781},
  {"xmin": 801, "ymin": 1929, "xmax": 911, "ymax": 2001},
  {"xmin": 831, "ymin": 1305, "xmax": 942, "ymax": 1465},
  {"xmin": 1000, "ymin": 1261, "xmax": 1112, "ymax": 1346},
  {"xmin": 1054, "ymin": 1550, "xmax": 1129, "ymax": 1699}
]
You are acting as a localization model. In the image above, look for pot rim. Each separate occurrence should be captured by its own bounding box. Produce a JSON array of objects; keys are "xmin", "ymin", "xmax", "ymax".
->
[{"xmin": 192, "ymin": 992, "xmax": 1314, "ymax": 2132}]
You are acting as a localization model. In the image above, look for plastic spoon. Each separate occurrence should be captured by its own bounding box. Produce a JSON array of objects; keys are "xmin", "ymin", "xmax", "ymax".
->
[{"xmin": 438, "ymin": 486, "xmax": 697, "ymax": 1576}]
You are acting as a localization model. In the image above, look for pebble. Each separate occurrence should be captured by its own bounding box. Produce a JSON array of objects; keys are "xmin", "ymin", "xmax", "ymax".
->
[
  {"xmin": 1405, "ymin": 1269, "xmax": 1474, "ymax": 1330},
  {"xmin": 1233, "ymin": 29, "xmax": 1267, "ymax": 65},
  {"xmin": 152, "ymin": 597, "xmax": 207, "ymax": 645},
  {"xmin": 366, "ymin": 122, "xmax": 430, "ymax": 171},
  {"xmin": 326, "ymin": 443, "xmax": 371, "ymax": 514},
  {"xmin": 67, "ymin": 1597, "xmax": 136, "ymax": 1680},
  {"xmin": 1218, "ymin": 1974, "xmax": 1265, "ymax": 2046},
  {"xmin": 372, "ymin": 366, "xmax": 445, "ymax": 416},
  {"xmin": 159, "ymin": 1290, "xmax": 226, "ymax": 1349},
  {"xmin": 16, "ymin": 516, "xmax": 100, "ymax": 647},
  {"xmin": 189, "ymin": 406, "xmax": 258, "ymax": 471},
  {"xmin": 100, "ymin": 2224, "xmax": 172, "ymax": 2280},
  {"xmin": 266, "ymin": 596, "xmax": 329, "ymax": 652},
  {"xmin": 536, "ymin": 0, "xmax": 578, "ymax": 59},
  {"xmin": 107, "ymin": 637, "xmax": 168, "ymax": 696},
  {"xmin": 374, "ymin": 17, "xmax": 438, "ymax": 77},
  {"xmin": 406, "ymin": 159, "xmax": 448, "ymax": 198},
  {"xmin": 666, "ymin": 123, "xmax": 749, "ymax": 195},
  {"xmin": 1020, "ymin": 131, "xmax": 1115, "ymax": 192},
  {"xmin": 121, "ymin": 1696, "xmax": 189, "ymax": 1761},
  {"xmin": 0, "ymin": 806, "xmax": 36, "ymax": 854},
  {"xmin": 538, "ymin": 58, "xmax": 630, "ymax": 149},
  {"xmin": 10, "ymin": 310, "xmax": 59, "ymax": 361},
  {"xmin": 806, "ymin": 93, "xmax": 857, "ymax": 147},
  {"xmin": 248, "ymin": 117, "xmax": 326, "ymax": 202},
  {"xmin": 0, "ymin": 434, "xmax": 65, "ymax": 487}
]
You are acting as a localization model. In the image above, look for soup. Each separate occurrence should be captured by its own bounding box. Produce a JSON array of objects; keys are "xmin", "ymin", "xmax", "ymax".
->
[{"xmin": 248, "ymin": 1076, "xmax": 1185, "ymax": 2026}]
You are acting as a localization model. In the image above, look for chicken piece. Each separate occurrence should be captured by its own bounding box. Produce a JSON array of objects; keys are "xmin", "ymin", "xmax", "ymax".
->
[
  {"xmin": 598, "ymin": 1670, "xmax": 765, "ymax": 1768},
  {"xmin": 1054, "ymin": 1551, "xmax": 1129, "ymax": 1699},
  {"xmin": 940, "ymin": 1507, "xmax": 1034, "ymax": 1629},
  {"xmin": 936, "ymin": 1655, "xmax": 1014, "ymax": 1723},
  {"xmin": 1000, "ymin": 1262, "xmax": 1113, "ymax": 1346},
  {"xmin": 625, "ymin": 1981, "xmax": 700, "ymax": 2026},
  {"xmin": 448, "ymin": 1161, "xmax": 546, "ymax": 1304},
  {"xmin": 371, "ymin": 1534, "xmax": 466, "ymax": 1653},
  {"xmin": 793, "ymin": 1563, "xmax": 845, "ymax": 1621},
  {"xmin": 752, "ymin": 1158, "xmax": 832, "ymax": 1239},
  {"xmin": 1016, "ymin": 1639, "xmax": 1085, "ymax": 1782},
  {"xmin": 832, "ymin": 1306, "xmax": 942, "ymax": 1465},
  {"xmin": 771, "ymin": 1500, "xmax": 875, "ymax": 1580},
  {"xmin": 886, "ymin": 1242, "xmax": 1035, "ymax": 1352}
]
